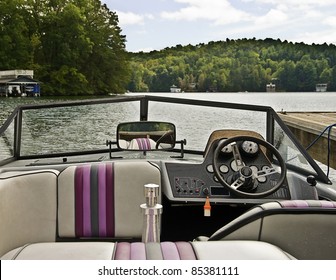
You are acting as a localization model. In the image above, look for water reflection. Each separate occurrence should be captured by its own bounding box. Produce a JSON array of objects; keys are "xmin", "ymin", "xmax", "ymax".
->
[{"xmin": 19, "ymin": 102, "xmax": 140, "ymax": 155}]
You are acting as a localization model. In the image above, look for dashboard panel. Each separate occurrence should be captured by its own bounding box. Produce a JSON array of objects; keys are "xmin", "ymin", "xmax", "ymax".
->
[{"xmin": 165, "ymin": 138, "xmax": 291, "ymax": 201}]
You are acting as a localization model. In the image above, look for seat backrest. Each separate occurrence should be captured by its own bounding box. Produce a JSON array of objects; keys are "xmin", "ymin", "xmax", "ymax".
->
[
  {"xmin": 209, "ymin": 200, "xmax": 336, "ymax": 259},
  {"xmin": 57, "ymin": 161, "xmax": 161, "ymax": 239},
  {"xmin": 0, "ymin": 170, "xmax": 59, "ymax": 258}
]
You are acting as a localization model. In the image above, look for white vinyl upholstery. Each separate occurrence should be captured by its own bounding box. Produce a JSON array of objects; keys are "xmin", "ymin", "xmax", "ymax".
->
[
  {"xmin": 208, "ymin": 200, "xmax": 336, "ymax": 259},
  {"xmin": 192, "ymin": 240, "xmax": 295, "ymax": 260},
  {"xmin": 1, "ymin": 242, "xmax": 115, "ymax": 260},
  {"xmin": 0, "ymin": 170, "xmax": 59, "ymax": 258}
]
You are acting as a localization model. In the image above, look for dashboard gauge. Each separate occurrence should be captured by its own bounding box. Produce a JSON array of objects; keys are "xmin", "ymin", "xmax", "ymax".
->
[
  {"xmin": 218, "ymin": 139, "xmax": 233, "ymax": 155},
  {"xmin": 206, "ymin": 164, "xmax": 214, "ymax": 173},
  {"xmin": 230, "ymin": 160, "xmax": 239, "ymax": 172},
  {"xmin": 219, "ymin": 164, "xmax": 229, "ymax": 174},
  {"xmin": 250, "ymin": 165, "xmax": 258, "ymax": 175},
  {"xmin": 221, "ymin": 144, "xmax": 233, "ymax": 154},
  {"xmin": 241, "ymin": 141, "xmax": 259, "ymax": 157}
]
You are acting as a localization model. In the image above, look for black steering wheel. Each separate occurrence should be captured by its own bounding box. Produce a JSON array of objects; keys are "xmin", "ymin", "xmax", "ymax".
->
[
  {"xmin": 213, "ymin": 136, "xmax": 286, "ymax": 198},
  {"xmin": 155, "ymin": 130, "xmax": 175, "ymax": 149}
]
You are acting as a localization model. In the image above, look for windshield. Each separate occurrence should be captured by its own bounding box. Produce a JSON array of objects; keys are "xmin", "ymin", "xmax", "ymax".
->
[{"xmin": 0, "ymin": 95, "xmax": 331, "ymax": 183}]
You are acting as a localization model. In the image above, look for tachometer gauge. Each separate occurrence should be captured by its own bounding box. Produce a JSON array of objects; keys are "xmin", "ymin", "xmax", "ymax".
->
[
  {"xmin": 221, "ymin": 143, "xmax": 233, "ymax": 154},
  {"xmin": 240, "ymin": 141, "xmax": 259, "ymax": 157}
]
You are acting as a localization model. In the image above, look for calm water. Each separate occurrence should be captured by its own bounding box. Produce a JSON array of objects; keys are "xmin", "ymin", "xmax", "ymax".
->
[
  {"xmin": 0, "ymin": 92, "xmax": 335, "ymax": 180},
  {"xmin": 1, "ymin": 92, "xmax": 336, "ymax": 125}
]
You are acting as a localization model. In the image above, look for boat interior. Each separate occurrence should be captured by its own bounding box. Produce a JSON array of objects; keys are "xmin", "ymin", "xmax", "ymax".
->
[{"xmin": 0, "ymin": 95, "xmax": 335, "ymax": 260}]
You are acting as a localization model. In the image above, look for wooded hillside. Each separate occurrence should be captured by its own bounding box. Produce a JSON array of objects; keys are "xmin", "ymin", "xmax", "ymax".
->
[
  {"xmin": 129, "ymin": 38, "xmax": 336, "ymax": 92},
  {"xmin": 0, "ymin": 0, "xmax": 129, "ymax": 95},
  {"xmin": 2, "ymin": 1, "xmax": 336, "ymax": 95}
]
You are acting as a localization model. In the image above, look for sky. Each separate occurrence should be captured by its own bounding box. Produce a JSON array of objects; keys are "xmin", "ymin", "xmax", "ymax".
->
[{"xmin": 102, "ymin": 0, "xmax": 336, "ymax": 52}]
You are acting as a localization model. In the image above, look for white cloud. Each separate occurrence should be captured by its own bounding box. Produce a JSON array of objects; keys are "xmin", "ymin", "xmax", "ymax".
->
[
  {"xmin": 243, "ymin": 0, "xmax": 335, "ymax": 6},
  {"xmin": 254, "ymin": 8, "xmax": 288, "ymax": 25},
  {"xmin": 323, "ymin": 16, "xmax": 336, "ymax": 27},
  {"xmin": 115, "ymin": 11, "xmax": 154, "ymax": 26},
  {"xmin": 161, "ymin": 0, "xmax": 251, "ymax": 25}
]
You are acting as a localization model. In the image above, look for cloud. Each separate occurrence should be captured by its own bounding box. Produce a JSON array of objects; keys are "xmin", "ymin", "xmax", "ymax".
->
[
  {"xmin": 254, "ymin": 8, "xmax": 288, "ymax": 25},
  {"xmin": 161, "ymin": 0, "xmax": 251, "ymax": 25},
  {"xmin": 242, "ymin": 0, "xmax": 335, "ymax": 6},
  {"xmin": 323, "ymin": 16, "xmax": 336, "ymax": 27},
  {"xmin": 115, "ymin": 10, "xmax": 154, "ymax": 26}
]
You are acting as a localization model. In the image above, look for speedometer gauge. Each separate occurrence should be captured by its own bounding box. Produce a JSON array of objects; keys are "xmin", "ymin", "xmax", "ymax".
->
[{"xmin": 241, "ymin": 141, "xmax": 259, "ymax": 157}]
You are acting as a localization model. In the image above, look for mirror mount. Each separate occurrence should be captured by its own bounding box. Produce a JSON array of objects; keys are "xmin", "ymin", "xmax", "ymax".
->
[
  {"xmin": 171, "ymin": 139, "xmax": 187, "ymax": 159},
  {"xmin": 106, "ymin": 140, "xmax": 122, "ymax": 159}
]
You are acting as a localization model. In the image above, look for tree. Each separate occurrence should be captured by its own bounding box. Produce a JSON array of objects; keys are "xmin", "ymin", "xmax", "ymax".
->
[
  {"xmin": 0, "ymin": 0, "xmax": 34, "ymax": 69},
  {"xmin": 0, "ymin": 0, "xmax": 130, "ymax": 95}
]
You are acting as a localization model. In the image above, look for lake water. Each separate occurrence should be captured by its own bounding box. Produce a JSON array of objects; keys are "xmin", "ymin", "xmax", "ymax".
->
[
  {"xmin": 1, "ymin": 92, "xmax": 336, "ymax": 125},
  {"xmin": 0, "ymin": 92, "xmax": 335, "ymax": 180}
]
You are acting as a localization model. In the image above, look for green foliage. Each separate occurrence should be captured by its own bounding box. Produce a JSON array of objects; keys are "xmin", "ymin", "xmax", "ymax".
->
[
  {"xmin": 129, "ymin": 38, "xmax": 336, "ymax": 92},
  {"xmin": 2, "ymin": 1, "xmax": 336, "ymax": 94},
  {"xmin": 0, "ymin": 0, "xmax": 129, "ymax": 95}
]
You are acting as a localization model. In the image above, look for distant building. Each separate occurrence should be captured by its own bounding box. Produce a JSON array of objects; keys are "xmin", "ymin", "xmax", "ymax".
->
[
  {"xmin": 316, "ymin": 83, "xmax": 327, "ymax": 92},
  {"xmin": 0, "ymin": 70, "xmax": 41, "ymax": 97},
  {"xmin": 170, "ymin": 84, "xmax": 181, "ymax": 93},
  {"xmin": 266, "ymin": 82, "xmax": 276, "ymax": 92}
]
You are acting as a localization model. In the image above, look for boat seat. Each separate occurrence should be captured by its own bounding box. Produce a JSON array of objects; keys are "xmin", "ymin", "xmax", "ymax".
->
[
  {"xmin": 0, "ymin": 170, "xmax": 59, "ymax": 258},
  {"xmin": 0, "ymin": 161, "xmax": 161, "ymax": 259},
  {"xmin": 114, "ymin": 241, "xmax": 196, "ymax": 260},
  {"xmin": 1, "ymin": 242, "xmax": 116, "ymax": 260},
  {"xmin": 1, "ymin": 240, "xmax": 294, "ymax": 260},
  {"xmin": 57, "ymin": 161, "xmax": 161, "ymax": 239},
  {"xmin": 128, "ymin": 137, "xmax": 157, "ymax": 150},
  {"xmin": 204, "ymin": 200, "xmax": 336, "ymax": 260}
]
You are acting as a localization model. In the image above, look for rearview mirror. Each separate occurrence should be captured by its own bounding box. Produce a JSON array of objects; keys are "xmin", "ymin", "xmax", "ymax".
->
[{"xmin": 117, "ymin": 121, "xmax": 176, "ymax": 150}]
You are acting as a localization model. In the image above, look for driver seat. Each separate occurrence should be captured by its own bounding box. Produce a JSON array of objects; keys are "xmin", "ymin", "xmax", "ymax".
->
[{"xmin": 198, "ymin": 200, "xmax": 336, "ymax": 260}]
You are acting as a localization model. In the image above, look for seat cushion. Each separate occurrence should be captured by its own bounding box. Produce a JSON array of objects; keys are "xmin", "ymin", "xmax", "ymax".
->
[
  {"xmin": 192, "ymin": 240, "xmax": 295, "ymax": 260},
  {"xmin": 1, "ymin": 242, "xmax": 115, "ymax": 260},
  {"xmin": 114, "ymin": 241, "xmax": 196, "ymax": 260}
]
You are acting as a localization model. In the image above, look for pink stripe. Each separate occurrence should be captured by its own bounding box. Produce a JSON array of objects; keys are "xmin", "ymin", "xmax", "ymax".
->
[
  {"xmin": 114, "ymin": 242, "xmax": 131, "ymax": 260},
  {"xmin": 98, "ymin": 163, "xmax": 107, "ymax": 236},
  {"xmin": 136, "ymin": 138, "xmax": 151, "ymax": 150},
  {"xmin": 280, "ymin": 200, "xmax": 309, "ymax": 208},
  {"xmin": 74, "ymin": 166, "xmax": 83, "ymax": 237},
  {"xmin": 131, "ymin": 243, "xmax": 146, "ymax": 260},
  {"xmin": 82, "ymin": 165, "xmax": 91, "ymax": 237},
  {"xmin": 148, "ymin": 209, "xmax": 154, "ymax": 241},
  {"xmin": 136, "ymin": 138, "xmax": 144, "ymax": 150},
  {"xmin": 175, "ymin": 242, "xmax": 196, "ymax": 260},
  {"xmin": 145, "ymin": 138, "xmax": 151, "ymax": 150},
  {"xmin": 161, "ymin": 242, "xmax": 180, "ymax": 260}
]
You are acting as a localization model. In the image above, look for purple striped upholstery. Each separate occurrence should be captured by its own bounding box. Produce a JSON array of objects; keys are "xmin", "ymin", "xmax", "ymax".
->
[
  {"xmin": 74, "ymin": 163, "xmax": 115, "ymax": 237},
  {"xmin": 114, "ymin": 242, "xmax": 147, "ymax": 260},
  {"xmin": 114, "ymin": 242, "xmax": 196, "ymax": 260},
  {"xmin": 175, "ymin": 241, "xmax": 197, "ymax": 260},
  {"xmin": 135, "ymin": 138, "xmax": 152, "ymax": 150}
]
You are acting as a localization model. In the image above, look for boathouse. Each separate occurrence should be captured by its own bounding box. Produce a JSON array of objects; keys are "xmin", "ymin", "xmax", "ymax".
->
[
  {"xmin": 170, "ymin": 85, "xmax": 181, "ymax": 93},
  {"xmin": 0, "ymin": 70, "xmax": 41, "ymax": 97},
  {"xmin": 266, "ymin": 82, "xmax": 276, "ymax": 92}
]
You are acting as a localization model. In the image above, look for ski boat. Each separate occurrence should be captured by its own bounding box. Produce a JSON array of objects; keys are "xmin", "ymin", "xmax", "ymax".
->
[{"xmin": 0, "ymin": 94, "xmax": 335, "ymax": 260}]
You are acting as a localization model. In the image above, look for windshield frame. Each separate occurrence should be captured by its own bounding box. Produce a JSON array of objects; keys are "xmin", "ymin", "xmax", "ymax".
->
[{"xmin": 0, "ymin": 94, "xmax": 331, "ymax": 184}]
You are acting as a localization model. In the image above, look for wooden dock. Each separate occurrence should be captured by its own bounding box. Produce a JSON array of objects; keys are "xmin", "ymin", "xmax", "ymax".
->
[{"xmin": 278, "ymin": 112, "xmax": 336, "ymax": 169}]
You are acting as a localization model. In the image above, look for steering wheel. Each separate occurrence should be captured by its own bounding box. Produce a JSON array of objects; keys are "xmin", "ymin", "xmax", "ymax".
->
[
  {"xmin": 213, "ymin": 136, "xmax": 286, "ymax": 198},
  {"xmin": 155, "ymin": 130, "xmax": 174, "ymax": 149}
]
